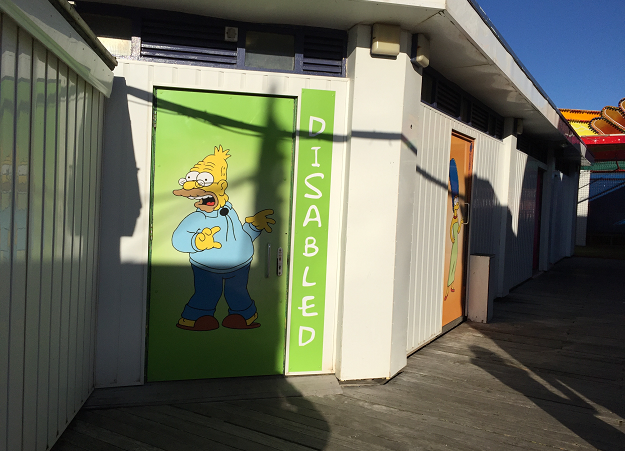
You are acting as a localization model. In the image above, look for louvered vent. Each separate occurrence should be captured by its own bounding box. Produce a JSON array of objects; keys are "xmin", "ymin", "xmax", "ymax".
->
[
  {"xmin": 302, "ymin": 34, "xmax": 346, "ymax": 76},
  {"xmin": 141, "ymin": 18, "xmax": 237, "ymax": 66},
  {"xmin": 436, "ymin": 82, "xmax": 461, "ymax": 118},
  {"xmin": 471, "ymin": 104, "xmax": 488, "ymax": 132},
  {"xmin": 494, "ymin": 117, "xmax": 504, "ymax": 139},
  {"xmin": 516, "ymin": 134, "xmax": 531, "ymax": 153}
]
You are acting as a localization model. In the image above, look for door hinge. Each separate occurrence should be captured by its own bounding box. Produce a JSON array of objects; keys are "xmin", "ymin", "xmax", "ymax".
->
[{"xmin": 152, "ymin": 110, "xmax": 157, "ymax": 128}]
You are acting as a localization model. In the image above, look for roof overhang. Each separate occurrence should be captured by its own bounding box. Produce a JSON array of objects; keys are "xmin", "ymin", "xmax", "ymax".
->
[
  {"xmin": 1, "ymin": 0, "xmax": 114, "ymax": 96},
  {"xmin": 79, "ymin": 0, "xmax": 586, "ymax": 161}
]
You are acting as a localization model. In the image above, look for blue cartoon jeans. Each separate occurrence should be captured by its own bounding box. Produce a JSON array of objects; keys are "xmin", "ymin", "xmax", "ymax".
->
[{"xmin": 181, "ymin": 264, "xmax": 257, "ymax": 321}]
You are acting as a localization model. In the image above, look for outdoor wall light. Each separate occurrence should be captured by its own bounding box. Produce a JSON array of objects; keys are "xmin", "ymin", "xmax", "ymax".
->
[
  {"xmin": 371, "ymin": 24, "xmax": 401, "ymax": 56},
  {"xmin": 412, "ymin": 34, "xmax": 430, "ymax": 68}
]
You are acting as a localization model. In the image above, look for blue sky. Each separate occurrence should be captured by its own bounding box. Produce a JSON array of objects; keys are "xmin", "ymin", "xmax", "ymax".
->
[{"xmin": 475, "ymin": 0, "xmax": 625, "ymax": 111}]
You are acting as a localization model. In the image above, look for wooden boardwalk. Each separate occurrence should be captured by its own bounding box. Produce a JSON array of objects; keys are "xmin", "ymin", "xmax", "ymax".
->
[{"xmin": 53, "ymin": 257, "xmax": 625, "ymax": 451}]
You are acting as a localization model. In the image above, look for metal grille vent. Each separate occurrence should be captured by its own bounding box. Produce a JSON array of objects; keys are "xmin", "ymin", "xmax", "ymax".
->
[
  {"xmin": 141, "ymin": 19, "xmax": 237, "ymax": 66},
  {"xmin": 302, "ymin": 34, "xmax": 346, "ymax": 76},
  {"xmin": 471, "ymin": 104, "xmax": 488, "ymax": 132},
  {"xmin": 494, "ymin": 117, "xmax": 504, "ymax": 139},
  {"xmin": 436, "ymin": 82, "xmax": 461, "ymax": 118}
]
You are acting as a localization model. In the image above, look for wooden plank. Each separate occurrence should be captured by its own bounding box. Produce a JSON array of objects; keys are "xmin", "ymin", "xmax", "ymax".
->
[
  {"xmin": 84, "ymin": 374, "xmax": 341, "ymax": 408},
  {"xmin": 0, "ymin": 13, "xmax": 17, "ymax": 451},
  {"xmin": 228, "ymin": 398, "xmax": 475, "ymax": 451},
  {"xmin": 343, "ymin": 386, "xmax": 596, "ymax": 450},
  {"xmin": 283, "ymin": 395, "xmax": 549, "ymax": 451},
  {"xmin": 52, "ymin": 427, "xmax": 128, "ymax": 451},
  {"xmin": 177, "ymin": 401, "xmax": 337, "ymax": 450},
  {"xmin": 159, "ymin": 404, "xmax": 314, "ymax": 451},
  {"xmin": 50, "ymin": 436, "xmax": 88, "ymax": 451},
  {"xmin": 22, "ymin": 37, "xmax": 47, "ymax": 451},
  {"xmin": 7, "ymin": 27, "xmax": 33, "ymax": 451},
  {"xmin": 418, "ymin": 341, "xmax": 622, "ymax": 381},
  {"xmin": 78, "ymin": 409, "xmax": 237, "ymax": 451},
  {"xmin": 70, "ymin": 419, "xmax": 165, "ymax": 451},
  {"xmin": 403, "ymin": 353, "xmax": 623, "ymax": 416},
  {"xmin": 125, "ymin": 405, "xmax": 278, "ymax": 451}
]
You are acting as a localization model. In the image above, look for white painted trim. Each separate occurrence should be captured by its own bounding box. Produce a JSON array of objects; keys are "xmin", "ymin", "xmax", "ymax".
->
[{"xmin": 0, "ymin": 0, "xmax": 113, "ymax": 96}]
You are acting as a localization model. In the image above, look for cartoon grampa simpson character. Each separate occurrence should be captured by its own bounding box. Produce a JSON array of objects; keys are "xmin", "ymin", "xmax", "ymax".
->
[{"xmin": 171, "ymin": 145, "xmax": 275, "ymax": 331}]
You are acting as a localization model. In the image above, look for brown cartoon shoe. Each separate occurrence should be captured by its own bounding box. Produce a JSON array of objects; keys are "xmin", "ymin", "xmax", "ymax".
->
[
  {"xmin": 176, "ymin": 315, "xmax": 219, "ymax": 331},
  {"xmin": 222, "ymin": 312, "xmax": 260, "ymax": 329}
]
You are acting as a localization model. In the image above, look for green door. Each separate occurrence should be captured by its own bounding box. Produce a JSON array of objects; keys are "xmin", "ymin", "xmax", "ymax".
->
[{"xmin": 147, "ymin": 89, "xmax": 295, "ymax": 381}]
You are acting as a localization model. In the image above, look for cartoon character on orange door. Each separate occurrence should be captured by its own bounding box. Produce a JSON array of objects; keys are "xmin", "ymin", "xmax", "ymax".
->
[
  {"xmin": 445, "ymin": 158, "xmax": 462, "ymax": 301},
  {"xmin": 171, "ymin": 145, "xmax": 275, "ymax": 331}
]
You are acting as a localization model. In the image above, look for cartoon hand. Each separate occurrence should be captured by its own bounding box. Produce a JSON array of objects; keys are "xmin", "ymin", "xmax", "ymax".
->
[
  {"xmin": 245, "ymin": 209, "xmax": 276, "ymax": 233},
  {"xmin": 195, "ymin": 226, "xmax": 222, "ymax": 250}
]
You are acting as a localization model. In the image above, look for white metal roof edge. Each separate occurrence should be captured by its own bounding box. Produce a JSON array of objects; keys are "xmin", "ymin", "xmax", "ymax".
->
[
  {"xmin": 0, "ymin": 0, "xmax": 113, "ymax": 96},
  {"xmin": 445, "ymin": 0, "xmax": 587, "ymax": 160},
  {"xmin": 445, "ymin": 0, "xmax": 557, "ymax": 128}
]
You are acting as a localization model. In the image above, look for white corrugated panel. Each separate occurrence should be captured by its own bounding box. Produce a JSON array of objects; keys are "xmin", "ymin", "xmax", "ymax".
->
[
  {"xmin": 504, "ymin": 151, "xmax": 538, "ymax": 291},
  {"xmin": 407, "ymin": 104, "xmax": 505, "ymax": 353},
  {"xmin": 576, "ymin": 170, "xmax": 590, "ymax": 246},
  {"xmin": 549, "ymin": 170, "xmax": 577, "ymax": 263},
  {"xmin": 0, "ymin": 13, "xmax": 104, "ymax": 451},
  {"xmin": 468, "ymin": 131, "xmax": 506, "ymax": 303}
]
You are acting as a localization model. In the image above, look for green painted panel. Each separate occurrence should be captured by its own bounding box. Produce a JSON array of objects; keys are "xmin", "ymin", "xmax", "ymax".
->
[
  {"xmin": 288, "ymin": 89, "xmax": 336, "ymax": 372},
  {"xmin": 148, "ymin": 90, "xmax": 295, "ymax": 381}
]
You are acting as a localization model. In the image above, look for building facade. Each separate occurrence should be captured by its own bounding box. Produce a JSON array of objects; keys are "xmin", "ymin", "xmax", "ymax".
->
[{"xmin": 1, "ymin": 0, "xmax": 590, "ymax": 448}]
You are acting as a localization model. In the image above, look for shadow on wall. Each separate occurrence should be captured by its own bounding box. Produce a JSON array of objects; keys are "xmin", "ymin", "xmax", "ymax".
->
[
  {"xmin": 96, "ymin": 78, "xmax": 330, "ymax": 448},
  {"xmin": 587, "ymin": 172, "xmax": 625, "ymax": 238}
]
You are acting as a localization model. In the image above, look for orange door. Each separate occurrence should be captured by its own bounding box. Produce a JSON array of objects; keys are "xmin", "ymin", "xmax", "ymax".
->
[{"xmin": 442, "ymin": 132, "xmax": 474, "ymax": 327}]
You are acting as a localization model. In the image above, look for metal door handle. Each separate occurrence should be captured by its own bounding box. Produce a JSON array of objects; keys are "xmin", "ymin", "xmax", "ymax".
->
[
  {"xmin": 462, "ymin": 202, "xmax": 470, "ymax": 225},
  {"xmin": 277, "ymin": 247, "xmax": 283, "ymax": 276}
]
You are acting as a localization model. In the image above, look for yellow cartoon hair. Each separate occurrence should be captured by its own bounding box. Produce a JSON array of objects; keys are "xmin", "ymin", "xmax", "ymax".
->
[{"xmin": 192, "ymin": 145, "xmax": 230, "ymax": 180}]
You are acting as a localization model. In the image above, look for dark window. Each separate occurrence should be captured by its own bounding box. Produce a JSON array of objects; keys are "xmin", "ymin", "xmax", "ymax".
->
[
  {"xmin": 245, "ymin": 31, "xmax": 295, "ymax": 71},
  {"xmin": 421, "ymin": 72, "xmax": 435, "ymax": 104}
]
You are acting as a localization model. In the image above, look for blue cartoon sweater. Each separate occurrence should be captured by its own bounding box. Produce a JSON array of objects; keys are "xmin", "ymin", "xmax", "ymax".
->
[{"xmin": 172, "ymin": 202, "xmax": 261, "ymax": 273}]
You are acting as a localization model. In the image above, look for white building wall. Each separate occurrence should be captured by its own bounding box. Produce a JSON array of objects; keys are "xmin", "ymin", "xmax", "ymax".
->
[
  {"xmin": 0, "ymin": 13, "xmax": 105, "ymax": 451},
  {"xmin": 549, "ymin": 170, "xmax": 578, "ymax": 263},
  {"xmin": 576, "ymin": 170, "xmax": 589, "ymax": 246},
  {"xmin": 96, "ymin": 60, "xmax": 349, "ymax": 387},
  {"xmin": 406, "ymin": 104, "xmax": 507, "ymax": 353},
  {"xmin": 336, "ymin": 25, "xmax": 412, "ymax": 380},
  {"xmin": 504, "ymin": 151, "xmax": 539, "ymax": 291}
]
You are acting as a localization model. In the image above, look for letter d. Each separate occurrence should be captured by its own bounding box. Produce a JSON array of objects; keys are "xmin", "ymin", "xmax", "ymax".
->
[{"xmin": 299, "ymin": 326, "xmax": 315, "ymax": 346}]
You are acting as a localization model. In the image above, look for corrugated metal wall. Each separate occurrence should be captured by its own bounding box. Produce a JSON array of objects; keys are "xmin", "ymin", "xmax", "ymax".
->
[
  {"xmin": 504, "ymin": 150, "xmax": 538, "ymax": 290},
  {"xmin": 576, "ymin": 170, "xmax": 589, "ymax": 246},
  {"xmin": 0, "ymin": 13, "xmax": 104, "ymax": 451},
  {"xmin": 407, "ymin": 105, "xmax": 505, "ymax": 353},
  {"xmin": 549, "ymin": 170, "xmax": 577, "ymax": 263},
  {"xmin": 468, "ymin": 130, "xmax": 506, "ymax": 303}
]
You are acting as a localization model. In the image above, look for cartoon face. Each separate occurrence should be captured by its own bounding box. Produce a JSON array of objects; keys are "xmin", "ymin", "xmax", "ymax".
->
[
  {"xmin": 172, "ymin": 145, "xmax": 230, "ymax": 212},
  {"xmin": 453, "ymin": 196, "xmax": 459, "ymax": 213}
]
